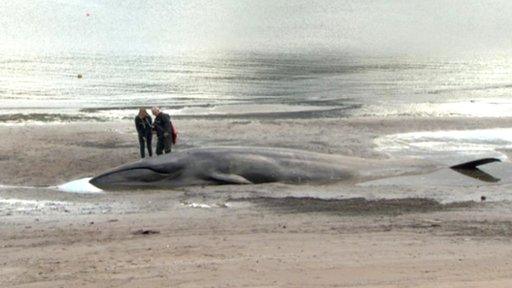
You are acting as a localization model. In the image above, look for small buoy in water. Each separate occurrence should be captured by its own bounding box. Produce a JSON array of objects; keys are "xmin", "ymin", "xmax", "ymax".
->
[
  {"xmin": 481, "ymin": 196, "xmax": 486, "ymax": 202},
  {"xmin": 86, "ymin": 12, "xmax": 90, "ymax": 17},
  {"xmin": 77, "ymin": 74, "xmax": 83, "ymax": 79}
]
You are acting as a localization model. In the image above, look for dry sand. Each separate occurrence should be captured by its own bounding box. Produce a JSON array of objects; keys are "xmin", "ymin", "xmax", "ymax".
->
[{"xmin": 2, "ymin": 117, "xmax": 512, "ymax": 287}]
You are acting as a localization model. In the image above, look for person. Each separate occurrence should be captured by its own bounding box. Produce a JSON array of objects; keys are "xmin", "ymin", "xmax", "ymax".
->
[
  {"xmin": 135, "ymin": 108, "xmax": 153, "ymax": 158},
  {"xmin": 151, "ymin": 106, "xmax": 174, "ymax": 155}
]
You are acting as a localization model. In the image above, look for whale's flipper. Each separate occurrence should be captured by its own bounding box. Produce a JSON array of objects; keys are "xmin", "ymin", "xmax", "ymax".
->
[
  {"xmin": 450, "ymin": 158, "xmax": 502, "ymax": 183},
  {"xmin": 209, "ymin": 173, "xmax": 253, "ymax": 185}
]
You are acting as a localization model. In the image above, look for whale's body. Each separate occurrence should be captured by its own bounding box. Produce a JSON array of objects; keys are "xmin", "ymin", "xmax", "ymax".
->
[{"xmin": 89, "ymin": 147, "xmax": 500, "ymax": 190}]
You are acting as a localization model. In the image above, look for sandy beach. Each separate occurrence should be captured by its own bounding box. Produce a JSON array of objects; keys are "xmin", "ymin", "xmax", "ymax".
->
[{"xmin": 2, "ymin": 117, "xmax": 512, "ymax": 287}]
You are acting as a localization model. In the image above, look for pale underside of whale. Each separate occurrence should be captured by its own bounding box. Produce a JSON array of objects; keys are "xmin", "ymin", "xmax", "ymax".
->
[{"xmin": 89, "ymin": 147, "xmax": 501, "ymax": 190}]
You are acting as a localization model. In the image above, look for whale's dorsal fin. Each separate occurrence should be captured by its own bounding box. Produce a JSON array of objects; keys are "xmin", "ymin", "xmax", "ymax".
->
[
  {"xmin": 450, "ymin": 158, "xmax": 502, "ymax": 183},
  {"xmin": 209, "ymin": 173, "xmax": 253, "ymax": 185}
]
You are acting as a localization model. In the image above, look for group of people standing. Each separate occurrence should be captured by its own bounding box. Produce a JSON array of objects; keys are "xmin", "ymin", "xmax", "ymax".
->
[{"xmin": 135, "ymin": 107, "xmax": 176, "ymax": 158}]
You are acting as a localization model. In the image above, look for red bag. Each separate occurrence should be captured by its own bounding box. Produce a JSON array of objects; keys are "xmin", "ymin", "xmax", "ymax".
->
[{"xmin": 171, "ymin": 121, "xmax": 178, "ymax": 145}]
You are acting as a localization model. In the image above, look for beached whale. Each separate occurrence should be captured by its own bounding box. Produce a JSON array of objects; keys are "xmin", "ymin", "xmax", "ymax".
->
[{"xmin": 89, "ymin": 146, "xmax": 500, "ymax": 190}]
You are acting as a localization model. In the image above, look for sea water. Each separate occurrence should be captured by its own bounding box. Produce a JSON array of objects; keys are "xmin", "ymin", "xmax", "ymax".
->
[{"xmin": 2, "ymin": 52, "xmax": 512, "ymax": 124}]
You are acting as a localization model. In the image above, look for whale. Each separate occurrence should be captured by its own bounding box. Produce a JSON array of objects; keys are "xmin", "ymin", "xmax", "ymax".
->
[{"xmin": 89, "ymin": 146, "xmax": 501, "ymax": 190}]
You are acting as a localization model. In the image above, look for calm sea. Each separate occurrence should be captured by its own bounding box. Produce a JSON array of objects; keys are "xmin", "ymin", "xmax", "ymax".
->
[{"xmin": 1, "ymin": 52, "xmax": 512, "ymax": 124}]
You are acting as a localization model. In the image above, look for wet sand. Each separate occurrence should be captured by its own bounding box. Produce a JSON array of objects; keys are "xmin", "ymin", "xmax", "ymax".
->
[{"xmin": 2, "ymin": 117, "xmax": 512, "ymax": 287}]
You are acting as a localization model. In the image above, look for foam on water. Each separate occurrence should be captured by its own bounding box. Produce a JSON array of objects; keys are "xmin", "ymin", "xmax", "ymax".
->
[
  {"xmin": 183, "ymin": 203, "xmax": 214, "ymax": 209},
  {"xmin": 0, "ymin": 198, "xmax": 70, "ymax": 212},
  {"xmin": 0, "ymin": 184, "xmax": 42, "ymax": 189},
  {"xmin": 360, "ymin": 100, "xmax": 512, "ymax": 118},
  {"xmin": 376, "ymin": 128, "xmax": 512, "ymax": 163},
  {"xmin": 57, "ymin": 177, "xmax": 104, "ymax": 194},
  {"xmin": 180, "ymin": 202, "xmax": 231, "ymax": 209}
]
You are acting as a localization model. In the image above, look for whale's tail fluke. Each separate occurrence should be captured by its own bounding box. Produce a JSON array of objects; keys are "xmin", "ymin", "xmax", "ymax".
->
[{"xmin": 450, "ymin": 158, "xmax": 502, "ymax": 183}]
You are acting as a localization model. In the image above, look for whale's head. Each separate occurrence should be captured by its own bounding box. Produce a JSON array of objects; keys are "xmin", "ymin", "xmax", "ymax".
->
[{"xmin": 89, "ymin": 156, "xmax": 186, "ymax": 190}]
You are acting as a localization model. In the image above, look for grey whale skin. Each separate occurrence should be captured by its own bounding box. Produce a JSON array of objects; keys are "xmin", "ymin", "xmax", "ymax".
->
[{"xmin": 89, "ymin": 147, "xmax": 500, "ymax": 190}]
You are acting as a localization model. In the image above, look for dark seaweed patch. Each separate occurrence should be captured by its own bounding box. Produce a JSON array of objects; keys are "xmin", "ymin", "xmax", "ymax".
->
[
  {"xmin": 76, "ymin": 141, "xmax": 133, "ymax": 149},
  {"xmin": 235, "ymin": 197, "xmax": 475, "ymax": 216},
  {"xmin": 0, "ymin": 113, "xmax": 107, "ymax": 123}
]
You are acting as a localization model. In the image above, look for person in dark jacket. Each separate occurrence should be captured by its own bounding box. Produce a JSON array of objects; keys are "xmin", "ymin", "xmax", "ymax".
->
[
  {"xmin": 135, "ymin": 108, "xmax": 153, "ymax": 158},
  {"xmin": 151, "ymin": 106, "xmax": 174, "ymax": 155}
]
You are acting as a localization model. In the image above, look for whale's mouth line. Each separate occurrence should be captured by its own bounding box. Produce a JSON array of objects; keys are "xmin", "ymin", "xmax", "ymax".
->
[
  {"xmin": 94, "ymin": 166, "xmax": 171, "ymax": 179},
  {"xmin": 89, "ymin": 166, "xmax": 186, "ymax": 189}
]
